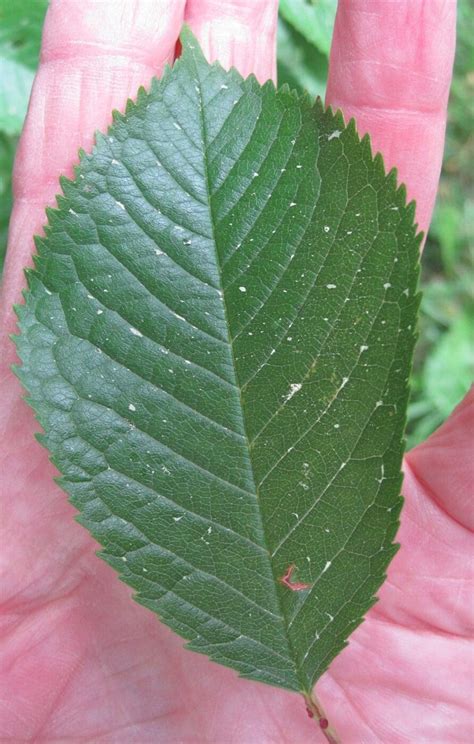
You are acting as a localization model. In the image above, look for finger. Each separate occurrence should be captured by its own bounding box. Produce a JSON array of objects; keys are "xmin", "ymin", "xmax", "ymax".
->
[
  {"xmin": 406, "ymin": 387, "xmax": 474, "ymax": 529},
  {"xmin": 184, "ymin": 0, "xmax": 278, "ymax": 83},
  {"xmin": 0, "ymin": 0, "xmax": 185, "ymax": 351},
  {"xmin": 326, "ymin": 0, "xmax": 456, "ymax": 236}
]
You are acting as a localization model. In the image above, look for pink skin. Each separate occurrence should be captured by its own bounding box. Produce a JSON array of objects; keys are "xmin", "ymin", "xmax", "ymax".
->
[{"xmin": 0, "ymin": 0, "xmax": 472, "ymax": 741}]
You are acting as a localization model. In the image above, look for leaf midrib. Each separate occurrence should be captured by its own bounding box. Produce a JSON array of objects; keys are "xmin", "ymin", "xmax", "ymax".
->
[{"xmin": 189, "ymin": 50, "xmax": 304, "ymax": 690}]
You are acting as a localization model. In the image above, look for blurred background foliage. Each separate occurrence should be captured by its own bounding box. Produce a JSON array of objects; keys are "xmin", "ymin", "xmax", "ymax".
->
[{"xmin": 0, "ymin": 0, "xmax": 472, "ymax": 448}]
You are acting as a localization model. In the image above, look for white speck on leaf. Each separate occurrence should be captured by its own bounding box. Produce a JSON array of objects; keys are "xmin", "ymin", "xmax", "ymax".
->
[
  {"xmin": 285, "ymin": 383, "xmax": 302, "ymax": 402},
  {"xmin": 130, "ymin": 327, "xmax": 143, "ymax": 337},
  {"xmin": 128, "ymin": 404, "xmax": 136, "ymax": 412}
]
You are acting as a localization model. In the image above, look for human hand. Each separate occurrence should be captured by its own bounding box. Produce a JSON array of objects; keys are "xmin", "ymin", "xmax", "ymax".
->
[{"xmin": 1, "ymin": 1, "xmax": 471, "ymax": 742}]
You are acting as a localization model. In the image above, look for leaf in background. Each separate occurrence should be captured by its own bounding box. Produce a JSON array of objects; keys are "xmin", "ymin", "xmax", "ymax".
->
[
  {"xmin": 423, "ymin": 311, "xmax": 474, "ymax": 419},
  {"xmin": 279, "ymin": 0, "xmax": 337, "ymax": 57},
  {"xmin": 0, "ymin": 132, "xmax": 16, "ymax": 271},
  {"xmin": 408, "ymin": 306, "xmax": 473, "ymax": 449},
  {"xmin": 15, "ymin": 32, "xmax": 420, "ymax": 701},
  {"xmin": 429, "ymin": 202, "xmax": 463, "ymax": 275},
  {"xmin": 0, "ymin": 0, "xmax": 48, "ymax": 135},
  {"xmin": 277, "ymin": 16, "xmax": 328, "ymax": 99}
]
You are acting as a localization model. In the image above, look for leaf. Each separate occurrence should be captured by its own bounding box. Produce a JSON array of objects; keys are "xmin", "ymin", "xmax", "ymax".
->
[
  {"xmin": 279, "ymin": 0, "xmax": 337, "ymax": 57},
  {"xmin": 0, "ymin": 0, "xmax": 48, "ymax": 135},
  {"xmin": 429, "ymin": 202, "xmax": 463, "ymax": 275},
  {"xmin": 15, "ymin": 30, "xmax": 421, "ymax": 697},
  {"xmin": 277, "ymin": 16, "xmax": 329, "ymax": 99},
  {"xmin": 407, "ymin": 308, "xmax": 473, "ymax": 449},
  {"xmin": 0, "ymin": 132, "xmax": 16, "ymax": 271},
  {"xmin": 423, "ymin": 311, "xmax": 474, "ymax": 419}
]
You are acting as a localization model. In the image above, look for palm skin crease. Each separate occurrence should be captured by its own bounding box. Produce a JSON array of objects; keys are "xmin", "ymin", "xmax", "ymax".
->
[{"xmin": 0, "ymin": 1, "xmax": 472, "ymax": 742}]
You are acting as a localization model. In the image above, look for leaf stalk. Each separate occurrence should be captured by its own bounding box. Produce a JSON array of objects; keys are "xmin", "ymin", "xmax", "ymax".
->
[{"xmin": 303, "ymin": 691, "xmax": 341, "ymax": 744}]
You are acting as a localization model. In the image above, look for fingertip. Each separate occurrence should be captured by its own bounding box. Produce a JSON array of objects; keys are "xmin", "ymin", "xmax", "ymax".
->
[
  {"xmin": 326, "ymin": 0, "xmax": 456, "ymax": 236},
  {"xmin": 184, "ymin": 0, "xmax": 278, "ymax": 83},
  {"xmin": 42, "ymin": 0, "xmax": 186, "ymax": 69}
]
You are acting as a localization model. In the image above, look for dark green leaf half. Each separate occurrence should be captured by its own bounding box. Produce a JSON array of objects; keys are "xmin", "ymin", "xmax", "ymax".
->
[{"xmin": 15, "ymin": 30, "xmax": 421, "ymax": 695}]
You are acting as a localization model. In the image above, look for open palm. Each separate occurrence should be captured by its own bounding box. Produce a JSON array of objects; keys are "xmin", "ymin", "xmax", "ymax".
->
[{"xmin": 1, "ymin": 1, "xmax": 472, "ymax": 742}]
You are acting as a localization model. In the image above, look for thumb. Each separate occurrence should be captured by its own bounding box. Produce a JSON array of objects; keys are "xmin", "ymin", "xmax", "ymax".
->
[{"xmin": 406, "ymin": 387, "xmax": 474, "ymax": 529}]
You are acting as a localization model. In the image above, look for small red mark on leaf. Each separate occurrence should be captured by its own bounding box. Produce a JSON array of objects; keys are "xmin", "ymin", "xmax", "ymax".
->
[
  {"xmin": 279, "ymin": 564, "xmax": 311, "ymax": 591},
  {"xmin": 306, "ymin": 707, "xmax": 314, "ymax": 719},
  {"xmin": 319, "ymin": 718, "xmax": 329, "ymax": 730}
]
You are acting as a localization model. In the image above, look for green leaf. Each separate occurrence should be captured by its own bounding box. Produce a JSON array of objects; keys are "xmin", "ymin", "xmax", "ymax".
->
[
  {"xmin": 423, "ymin": 311, "xmax": 474, "ymax": 419},
  {"xmin": 429, "ymin": 202, "xmax": 463, "ymax": 275},
  {"xmin": 279, "ymin": 0, "xmax": 337, "ymax": 57},
  {"xmin": 0, "ymin": 0, "xmax": 48, "ymax": 135},
  {"xmin": 277, "ymin": 16, "xmax": 329, "ymax": 99},
  {"xmin": 0, "ymin": 132, "xmax": 16, "ymax": 271},
  {"xmin": 15, "ymin": 31, "xmax": 421, "ymax": 696}
]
